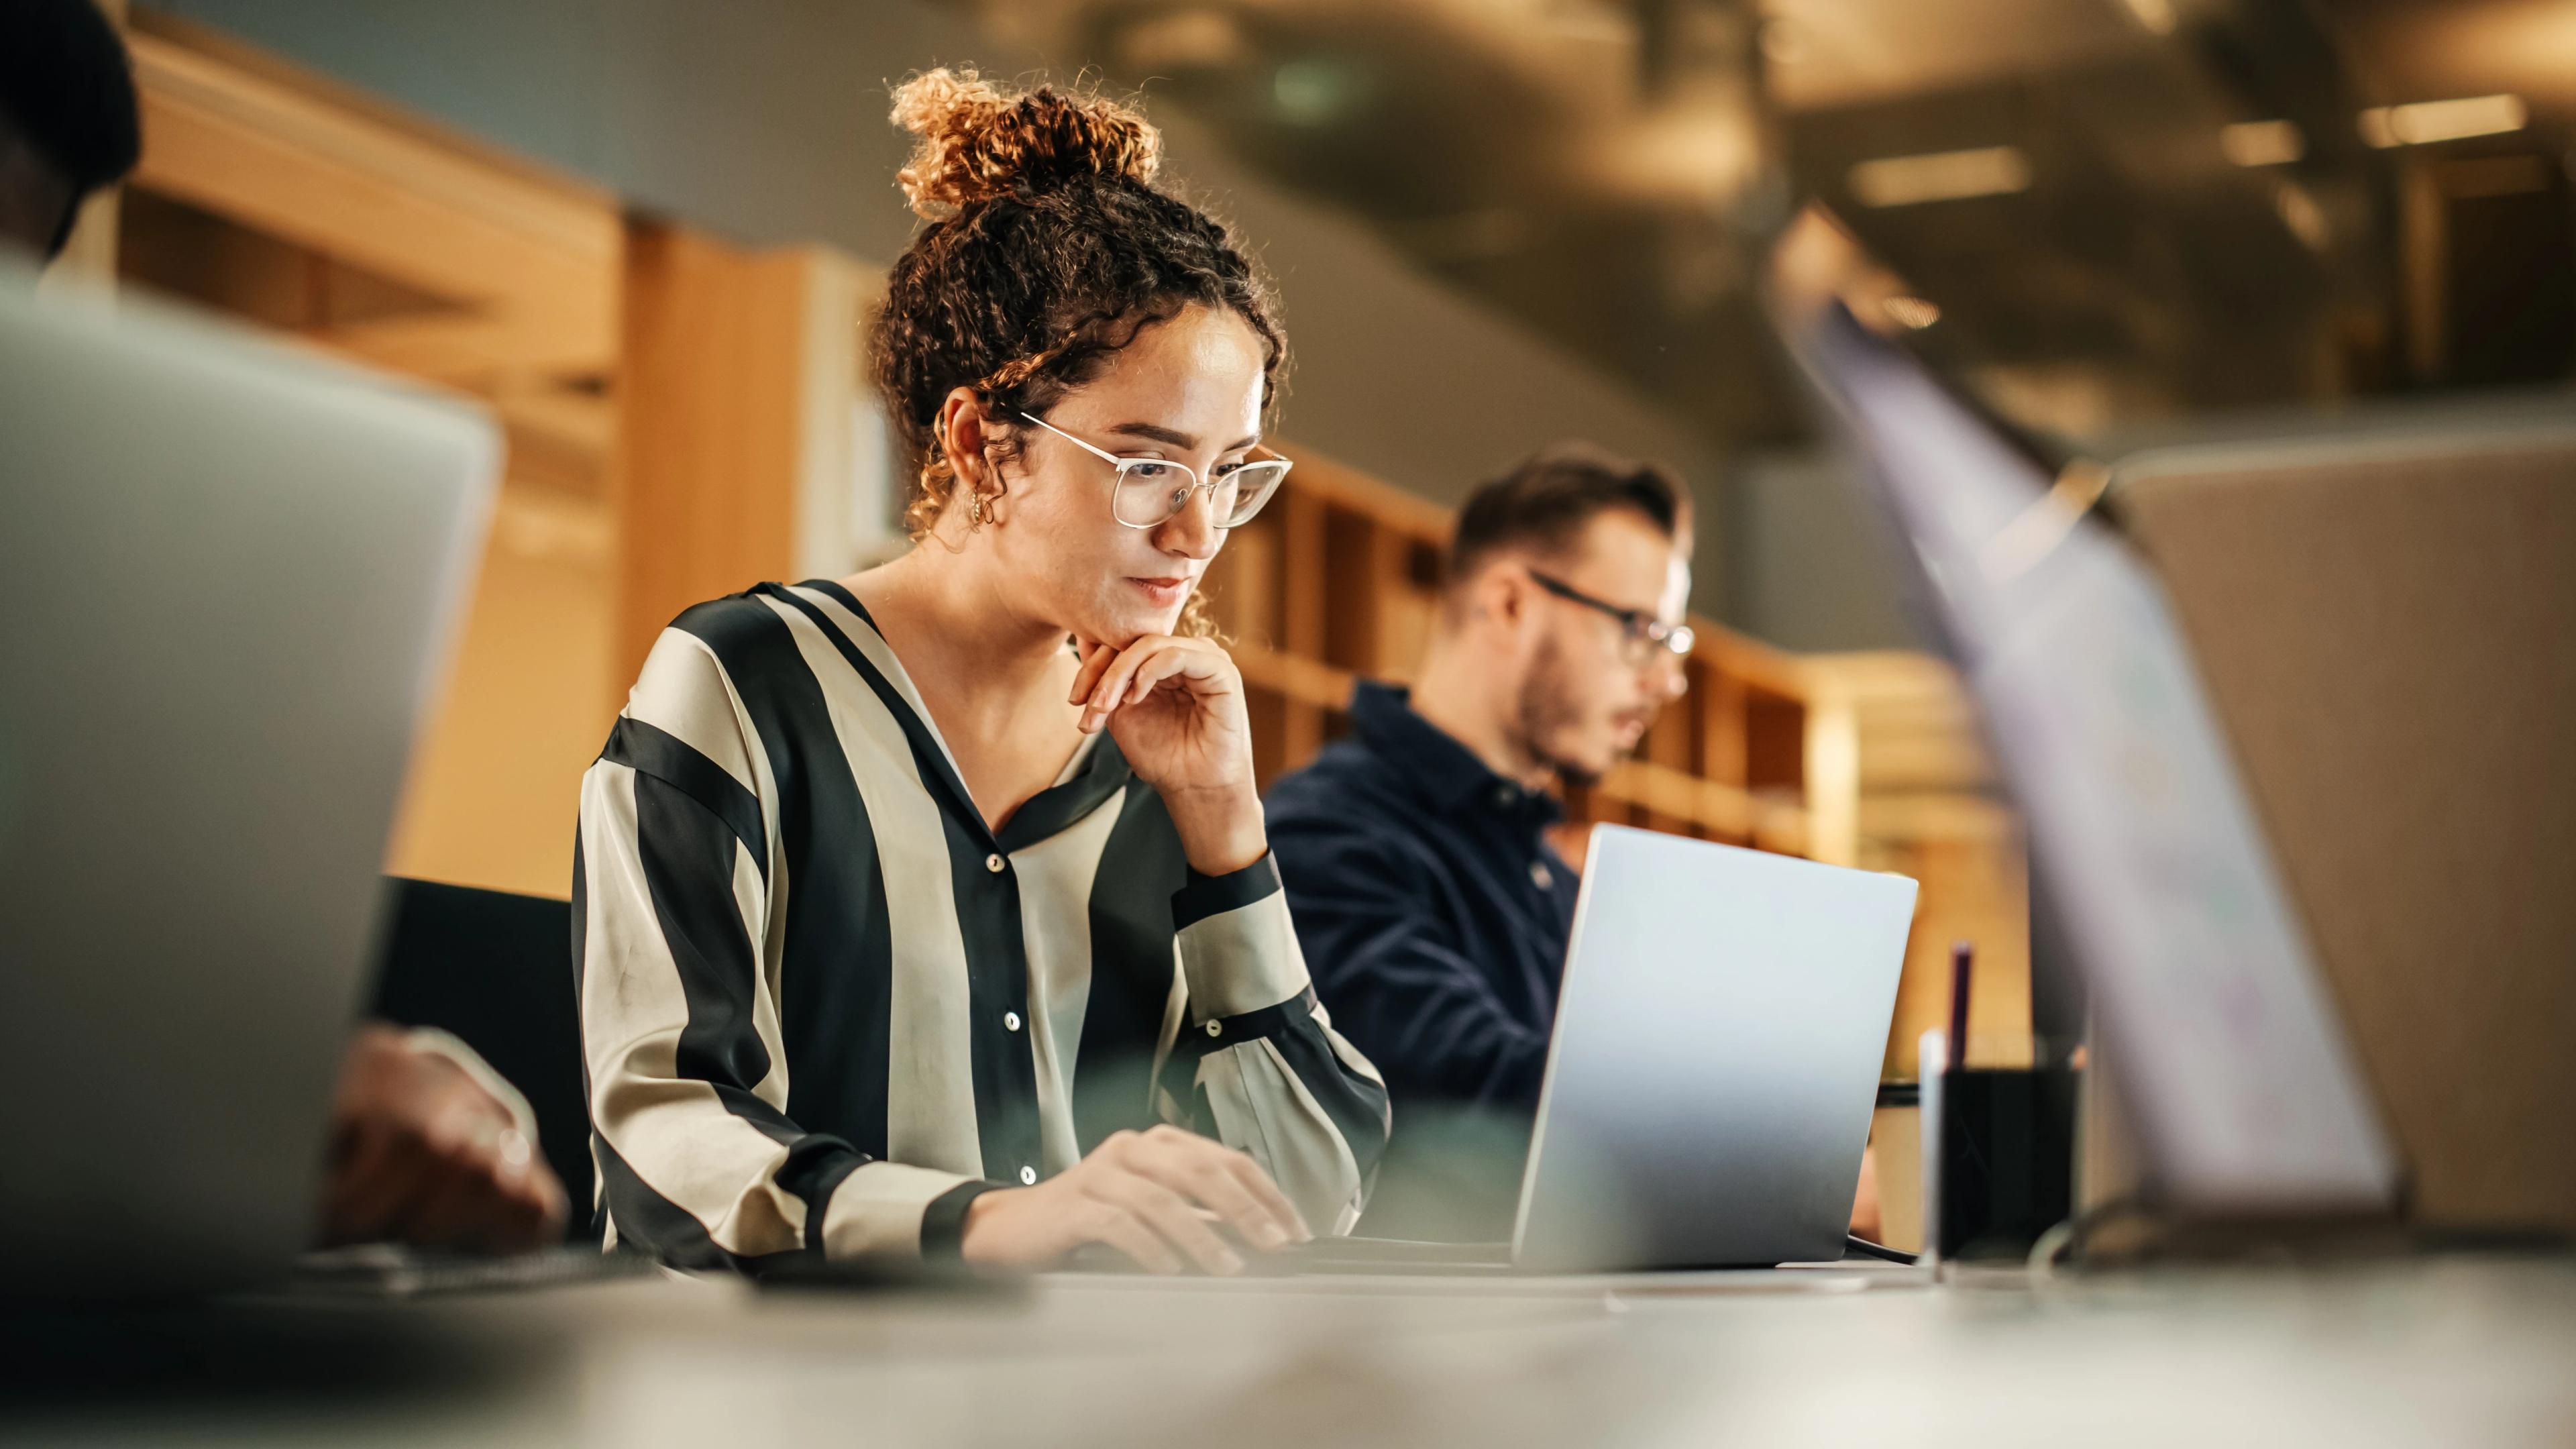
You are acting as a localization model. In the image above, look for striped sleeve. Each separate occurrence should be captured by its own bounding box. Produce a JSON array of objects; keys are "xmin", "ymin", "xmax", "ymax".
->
[
  {"xmin": 576, "ymin": 627, "xmax": 983, "ymax": 1269},
  {"xmin": 1159, "ymin": 855, "xmax": 1391, "ymax": 1236}
]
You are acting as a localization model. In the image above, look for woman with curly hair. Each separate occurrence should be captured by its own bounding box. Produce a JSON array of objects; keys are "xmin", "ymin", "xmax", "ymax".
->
[{"xmin": 574, "ymin": 68, "xmax": 1387, "ymax": 1275}]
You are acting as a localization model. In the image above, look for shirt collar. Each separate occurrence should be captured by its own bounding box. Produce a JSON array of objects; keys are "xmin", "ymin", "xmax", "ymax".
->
[
  {"xmin": 779, "ymin": 579, "xmax": 1137, "ymax": 855},
  {"xmin": 1349, "ymin": 680, "xmax": 1562, "ymax": 826}
]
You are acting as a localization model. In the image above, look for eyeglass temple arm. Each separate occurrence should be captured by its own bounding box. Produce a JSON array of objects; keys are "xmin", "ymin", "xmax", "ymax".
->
[{"xmin": 1015, "ymin": 409, "xmax": 1128, "ymax": 469}]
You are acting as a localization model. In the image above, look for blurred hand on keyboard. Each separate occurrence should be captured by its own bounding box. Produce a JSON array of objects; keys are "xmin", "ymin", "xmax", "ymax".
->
[{"xmin": 317, "ymin": 1024, "xmax": 568, "ymax": 1254}]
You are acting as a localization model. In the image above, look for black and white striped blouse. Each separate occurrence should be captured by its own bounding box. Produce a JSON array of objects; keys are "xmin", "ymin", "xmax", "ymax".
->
[{"xmin": 574, "ymin": 580, "xmax": 1389, "ymax": 1269}]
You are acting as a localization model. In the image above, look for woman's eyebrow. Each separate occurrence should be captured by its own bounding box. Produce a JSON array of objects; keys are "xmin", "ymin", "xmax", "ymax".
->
[{"xmin": 1106, "ymin": 421, "xmax": 1262, "ymax": 451}]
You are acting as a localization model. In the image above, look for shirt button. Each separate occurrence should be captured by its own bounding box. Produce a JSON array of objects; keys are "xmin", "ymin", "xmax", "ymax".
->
[
  {"xmin": 1494, "ymin": 786, "xmax": 1516, "ymax": 808},
  {"xmin": 985, "ymin": 853, "xmax": 1006, "ymax": 873},
  {"xmin": 1003, "ymin": 1010, "xmax": 1022, "ymax": 1032},
  {"xmin": 1204, "ymin": 1020, "xmax": 1222, "ymax": 1038},
  {"xmin": 1529, "ymin": 861, "xmax": 1554, "ymax": 890},
  {"xmin": 1018, "ymin": 1165, "xmax": 1037, "ymax": 1185}
]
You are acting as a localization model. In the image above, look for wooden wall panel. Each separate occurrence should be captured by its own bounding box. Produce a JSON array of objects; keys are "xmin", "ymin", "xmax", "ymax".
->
[
  {"xmin": 613, "ymin": 223, "xmax": 819, "ymax": 682},
  {"xmin": 126, "ymin": 26, "xmax": 618, "ymax": 385}
]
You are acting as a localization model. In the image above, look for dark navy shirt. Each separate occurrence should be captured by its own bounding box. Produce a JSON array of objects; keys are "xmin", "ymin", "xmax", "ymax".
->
[{"xmin": 1266, "ymin": 680, "xmax": 1579, "ymax": 1114}]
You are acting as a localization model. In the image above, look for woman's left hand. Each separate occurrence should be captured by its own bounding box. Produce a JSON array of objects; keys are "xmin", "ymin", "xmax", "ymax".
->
[{"xmin": 1071, "ymin": 634, "xmax": 1265, "ymax": 874}]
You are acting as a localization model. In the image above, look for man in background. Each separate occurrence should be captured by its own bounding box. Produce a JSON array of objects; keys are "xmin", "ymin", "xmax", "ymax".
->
[
  {"xmin": 1265, "ymin": 445, "xmax": 1697, "ymax": 1237},
  {"xmin": 3, "ymin": 0, "xmax": 566, "ymax": 1252}
]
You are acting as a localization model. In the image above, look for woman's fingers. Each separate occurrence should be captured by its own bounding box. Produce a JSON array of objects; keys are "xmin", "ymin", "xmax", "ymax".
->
[
  {"xmin": 1125, "ymin": 648, "xmax": 1184, "ymax": 706},
  {"xmin": 1078, "ymin": 635, "xmax": 1242, "ymax": 734},
  {"xmin": 1127, "ymin": 1126, "xmax": 1305, "ymax": 1250},
  {"xmin": 1081, "ymin": 640, "xmax": 1163, "ymax": 731},
  {"xmin": 1224, "ymin": 1151, "xmax": 1313, "ymax": 1244},
  {"xmin": 1156, "ymin": 1145, "xmax": 1296, "ymax": 1251},
  {"xmin": 1087, "ymin": 1172, "xmax": 1243, "ymax": 1276},
  {"xmin": 1068, "ymin": 639, "xmax": 1117, "ymax": 707},
  {"xmin": 1079, "ymin": 1199, "xmax": 1187, "ymax": 1276}
]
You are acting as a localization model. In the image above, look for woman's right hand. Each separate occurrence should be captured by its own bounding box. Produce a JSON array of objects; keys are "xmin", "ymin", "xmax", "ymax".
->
[{"xmin": 957, "ymin": 1124, "xmax": 1311, "ymax": 1275}]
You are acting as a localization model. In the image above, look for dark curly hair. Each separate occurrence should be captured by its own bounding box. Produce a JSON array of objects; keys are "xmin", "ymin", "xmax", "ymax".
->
[{"xmin": 869, "ymin": 68, "xmax": 1289, "ymax": 551}]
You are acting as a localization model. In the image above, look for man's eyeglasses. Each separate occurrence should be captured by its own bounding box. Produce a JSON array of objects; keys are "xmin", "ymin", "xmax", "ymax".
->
[
  {"xmin": 1016, "ymin": 411, "xmax": 1293, "ymax": 529},
  {"xmin": 1526, "ymin": 569, "xmax": 1695, "ymax": 665}
]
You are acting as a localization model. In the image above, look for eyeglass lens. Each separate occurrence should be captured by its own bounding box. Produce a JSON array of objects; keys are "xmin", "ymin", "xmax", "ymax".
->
[
  {"xmin": 1619, "ymin": 619, "xmax": 1695, "ymax": 663},
  {"xmin": 1113, "ymin": 460, "xmax": 1290, "ymax": 527}
]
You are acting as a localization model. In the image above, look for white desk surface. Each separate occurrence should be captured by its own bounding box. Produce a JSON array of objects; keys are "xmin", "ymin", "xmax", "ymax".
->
[{"xmin": 6, "ymin": 1255, "xmax": 2571, "ymax": 1448}]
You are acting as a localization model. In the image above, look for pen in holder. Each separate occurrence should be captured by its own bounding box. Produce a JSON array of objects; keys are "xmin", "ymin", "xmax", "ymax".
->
[{"xmin": 1918, "ymin": 944, "xmax": 2080, "ymax": 1267}]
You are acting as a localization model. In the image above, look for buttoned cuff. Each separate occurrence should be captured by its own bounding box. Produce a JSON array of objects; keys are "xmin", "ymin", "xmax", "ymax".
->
[
  {"xmin": 819, "ymin": 1161, "xmax": 993, "ymax": 1260},
  {"xmin": 1173, "ymin": 852, "xmax": 1285, "ymax": 930},
  {"xmin": 1171, "ymin": 854, "xmax": 1311, "ymax": 1021},
  {"xmin": 918, "ymin": 1179, "xmax": 1003, "ymax": 1260}
]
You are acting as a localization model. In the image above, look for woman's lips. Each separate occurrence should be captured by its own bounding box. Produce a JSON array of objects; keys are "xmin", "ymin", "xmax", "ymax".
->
[{"xmin": 1129, "ymin": 577, "xmax": 1190, "ymax": 607}]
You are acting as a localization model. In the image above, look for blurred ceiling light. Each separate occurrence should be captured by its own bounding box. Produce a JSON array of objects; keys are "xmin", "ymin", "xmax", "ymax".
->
[
  {"xmin": 2116, "ymin": 0, "xmax": 2178, "ymax": 37},
  {"xmin": 1115, "ymin": 9, "xmax": 1250, "ymax": 72},
  {"xmin": 1272, "ymin": 59, "xmax": 1360, "ymax": 127},
  {"xmin": 1880, "ymin": 295, "xmax": 1940, "ymax": 329},
  {"xmin": 2220, "ymin": 119, "xmax": 2304, "ymax": 168},
  {"xmin": 2272, "ymin": 180, "xmax": 2329, "ymax": 251},
  {"xmin": 1593, "ymin": 102, "xmax": 1761, "ymax": 209},
  {"xmin": 1848, "ymin": 146, "xmax": 2031, "ymax": 207},
  {"xmin": 2358, "ymin": 95, "xmax": 2528, "ymax": 148}
]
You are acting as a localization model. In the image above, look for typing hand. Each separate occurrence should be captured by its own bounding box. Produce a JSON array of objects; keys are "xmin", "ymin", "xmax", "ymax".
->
[
  {"xmin": 959, "ymin": 1124, "xmax": 1311, "ymax": 1275},
  {"xmin": 318, "ymin": 1024, "xmax": 568, "ymax": 1254},
  {"xmin": 1069, "ymin": 635, "xmax": 1265, "ymax": 875}
]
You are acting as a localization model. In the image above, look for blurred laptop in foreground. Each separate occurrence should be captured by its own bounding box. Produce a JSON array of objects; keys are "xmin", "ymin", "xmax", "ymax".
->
[
  {"xmin": 0, "ymin": 254, "xmax": 498, "ymax": 1298},
  {"xmin": 1, "ymin": 0, "xmax": 566, "ymax": 1281}
]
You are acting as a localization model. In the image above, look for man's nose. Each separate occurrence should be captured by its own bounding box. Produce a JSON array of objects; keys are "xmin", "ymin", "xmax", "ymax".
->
[{"xmin": 1649, "ymin": 649, "xmax": 1688, "ymax": 701}]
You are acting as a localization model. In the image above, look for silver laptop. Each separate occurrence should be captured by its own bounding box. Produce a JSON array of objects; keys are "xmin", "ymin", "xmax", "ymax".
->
[
  {"xmin": 0, "ymin": 264, "xmax": 496, "ymax": 1300},
  {"xmin": 1285, "ymin": 824, "xmax": 1917, "ymax": 1274}
]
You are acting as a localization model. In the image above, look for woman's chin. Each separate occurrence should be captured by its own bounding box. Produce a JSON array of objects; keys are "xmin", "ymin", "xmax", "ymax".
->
[{"xmin": 1083, "ymin": 599, "xmax": 1185, "ymax": 647}]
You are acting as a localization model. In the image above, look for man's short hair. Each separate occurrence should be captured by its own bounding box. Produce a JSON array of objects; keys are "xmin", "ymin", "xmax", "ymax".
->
[
  {"xmin": 0, "ymin": 0, "xmax": 142, "ymax": 256},
  {"xmin": 1446, "ymin": 442, "xmax": 1686, "ymax": 591}
]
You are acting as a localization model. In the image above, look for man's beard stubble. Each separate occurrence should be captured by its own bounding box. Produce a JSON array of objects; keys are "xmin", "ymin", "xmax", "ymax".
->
[{"xmin": 1514, "ymin": 633, "xmax": 1610, "ymax": 788}]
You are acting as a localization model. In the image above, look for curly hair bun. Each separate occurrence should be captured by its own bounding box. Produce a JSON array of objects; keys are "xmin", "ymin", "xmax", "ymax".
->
[{"xmin": 890, "ymin": 67, "xmax": 1163, "ymax": 220}]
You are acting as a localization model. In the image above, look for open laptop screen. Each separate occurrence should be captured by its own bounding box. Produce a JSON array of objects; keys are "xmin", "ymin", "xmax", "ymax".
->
[{"xmin": 1786, "ymin": 301, "xmax": 2398, "ymax": 1216}]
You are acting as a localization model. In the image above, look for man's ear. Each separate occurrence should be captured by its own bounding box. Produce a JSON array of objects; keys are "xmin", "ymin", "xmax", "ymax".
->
[{"xmin": 1475, "ymin": 560, "xmax": 1535, "ymax": 639}]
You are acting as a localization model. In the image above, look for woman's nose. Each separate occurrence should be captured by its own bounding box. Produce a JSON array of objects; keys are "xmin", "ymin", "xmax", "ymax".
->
[{"xmin": 1154, "ymin": 484, "xmax": 1223, "ymax": 560}]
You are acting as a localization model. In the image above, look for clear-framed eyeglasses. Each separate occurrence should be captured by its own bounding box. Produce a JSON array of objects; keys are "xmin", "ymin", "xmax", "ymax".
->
[{"xmin": 1016, "ymin": 411, "xmax": 1292, "ymax": 529}]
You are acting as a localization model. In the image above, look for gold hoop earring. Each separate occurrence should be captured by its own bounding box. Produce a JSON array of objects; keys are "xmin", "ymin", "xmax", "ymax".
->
[{"xmin": 967, "ymin": 491, "xmax": 987, "ymax": 527}]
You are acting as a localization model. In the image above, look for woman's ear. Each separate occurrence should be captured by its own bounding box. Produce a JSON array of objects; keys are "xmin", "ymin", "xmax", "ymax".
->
[
  {"xmin": 937, "ymin": 388, "xmax": 1012, "ymax": 526},
  {"xmin": 938, "ymin": 388, "xmax": 989, "ymax": 492}
]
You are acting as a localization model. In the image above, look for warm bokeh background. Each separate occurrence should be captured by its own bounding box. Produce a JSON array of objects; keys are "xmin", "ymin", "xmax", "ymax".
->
[{"xmin": 52, "ymin": 0, "xmax": 2575, "ymax": 1246}]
